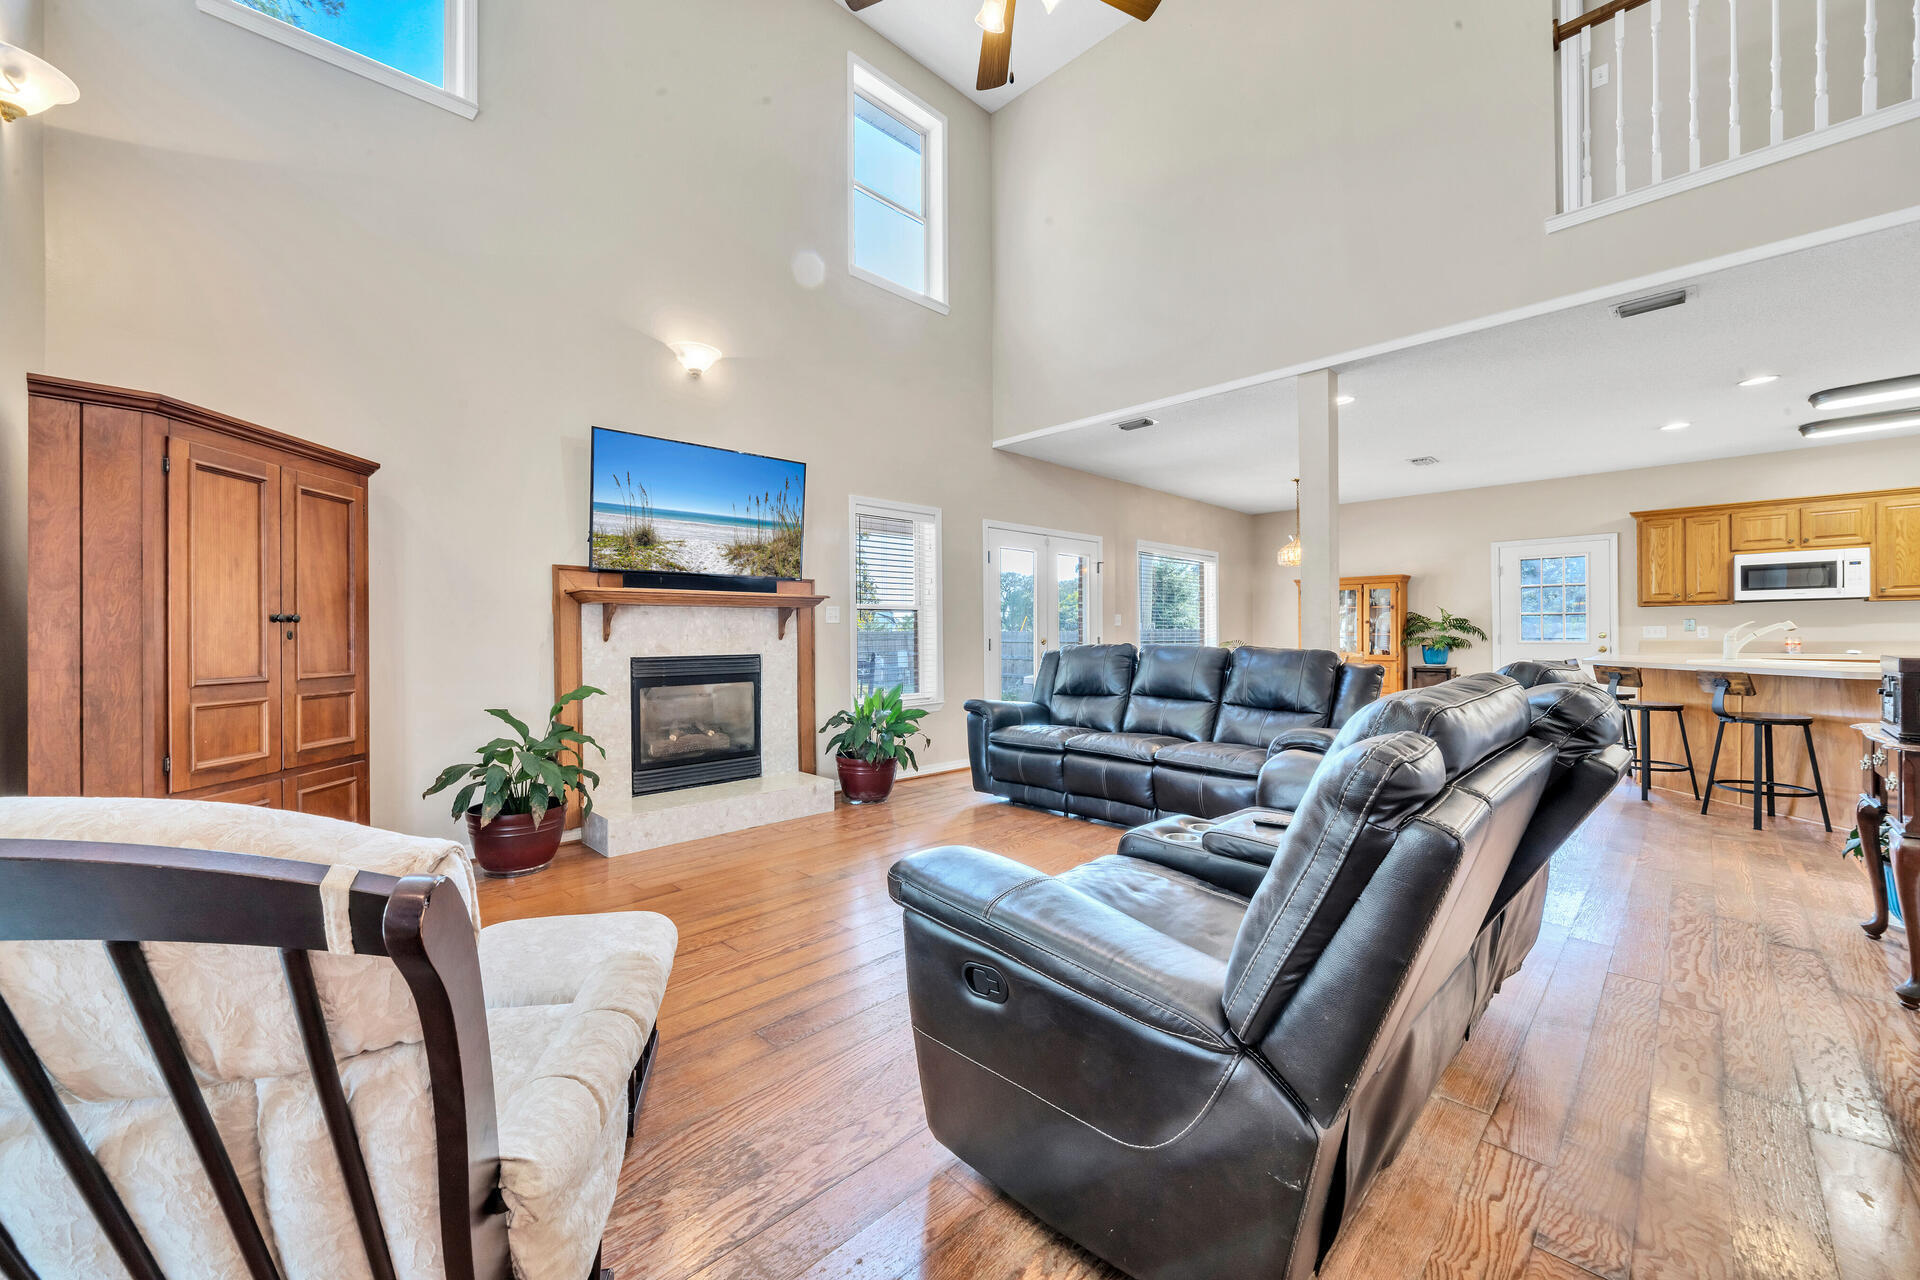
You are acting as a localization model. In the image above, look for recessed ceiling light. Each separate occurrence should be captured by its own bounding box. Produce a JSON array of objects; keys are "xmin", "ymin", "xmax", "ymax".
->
[
  {"xmin": 1809, "ymin": 373, "xmax": 1920, "ymax": 413},
  {"xmin": 1661, "ymin": 421, "xmax": 1691, "ymax": 431},
  {"xmin": 1335, "ymin": 394, "xmax": 1356, "ymax": 407},
  {"xmin": 1798, "ymin": 408, "xmax": 1920, "ymax": 439},
  {"xmin": 1737, "ymin": 374, "xmax": 1780, "ymax": 387}
]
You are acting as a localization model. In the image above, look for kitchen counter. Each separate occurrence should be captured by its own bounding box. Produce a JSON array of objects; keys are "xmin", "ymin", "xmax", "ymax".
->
[{"xmin": 1577, "ymin": 653, "xmax": 1883, "ymax": 681}]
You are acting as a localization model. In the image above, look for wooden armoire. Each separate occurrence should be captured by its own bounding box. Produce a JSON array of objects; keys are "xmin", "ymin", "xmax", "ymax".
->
[{"xmin": 26, "ymin": 377, "xmax": 377, "ymax": 821}]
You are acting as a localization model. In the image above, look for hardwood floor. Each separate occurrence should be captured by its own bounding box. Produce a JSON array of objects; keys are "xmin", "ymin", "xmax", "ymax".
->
[{"xmin": 476, "ymin": 773, "xmax": 1920, "ymax": 1280}]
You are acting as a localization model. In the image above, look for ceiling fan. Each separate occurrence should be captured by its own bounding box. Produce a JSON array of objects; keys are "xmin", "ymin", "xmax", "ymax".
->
[{"xmin": 847, "ymin": 0, "xmax": 1162, "ymax": 92}]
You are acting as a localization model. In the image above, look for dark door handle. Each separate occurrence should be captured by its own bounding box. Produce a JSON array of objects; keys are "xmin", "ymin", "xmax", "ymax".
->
[{"xmin": 268, "ymin": 613, "xmax": 287, "ymax": 623}]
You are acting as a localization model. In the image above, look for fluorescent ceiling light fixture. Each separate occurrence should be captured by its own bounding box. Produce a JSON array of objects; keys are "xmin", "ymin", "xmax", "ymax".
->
[
  {"xmin": 1661, "ymin": 421, "xmax": 1691, "ymax": 431},
  {"xmin": 1798, "ymin": 408, "xmax": 1920, "ymax": 439},
  {"xmin": 1115, "ymin": 417, "xmax": 1157, "ymax": 432},
  {"xmin": 669, "ymin": 342, "xmax": 722, "ymax": 377},
  {"xmin": 975, "ymin": 1, "xmax": 1008, "ymax": 33},
  {"xmin": 1335, "ymin": 394, "xmax": 1356, "ymax": 407},
  {"xmin": 0, "ymin": 41, "xmax": 79, "ymax": 122},
  {"xmin": 1737, "ymin": 374, "xmax": 1780, "ymax": 387},
  {"xmin": 1808, "ymin": 373, "xmax": 1920, "ymax": 413},
  {"xmin": 1614, "ymin": 288, "xmax": 1689, "ymax": 319}
]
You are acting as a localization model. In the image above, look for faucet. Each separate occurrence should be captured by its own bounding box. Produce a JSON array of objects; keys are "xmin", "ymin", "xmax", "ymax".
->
[{"xmin": 1722, "ymin": 619, "xmax": 1798, "ymax": 660}]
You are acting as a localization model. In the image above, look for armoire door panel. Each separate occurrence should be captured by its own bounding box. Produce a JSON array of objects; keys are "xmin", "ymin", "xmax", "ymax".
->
[
  {"xmin": 169, "ymin": 438, "xmax": 282, "ymax": 792},
  {"xmin": 192, "ymin": 777, "xmax": 283, "ymax": 808},
  {"xmin": 79, "ymin": 404, "xmax": 150, "ymax": 797},
  {"xmin": 27, "ymin": 395, "xmax": 83, "ymax": 796},
  {"xmin": 290, "ymin": 761, "xmax": 368, "ymax": 824},
  {"xmin": 282, "ymin": 470, "xmax": 369, "ymax": 767}
]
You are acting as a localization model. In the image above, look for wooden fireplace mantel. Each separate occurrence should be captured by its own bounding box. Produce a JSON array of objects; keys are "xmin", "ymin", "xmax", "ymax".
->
[{"xmin": 551, "ymin": 565, "xmax": 827, "ymax": 830}]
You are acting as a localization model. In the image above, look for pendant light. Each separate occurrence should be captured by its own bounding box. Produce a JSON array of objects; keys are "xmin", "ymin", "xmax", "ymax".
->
[{"xmin": 1277, "ymin": 478, "xmax": 1304, "ymax": 568}]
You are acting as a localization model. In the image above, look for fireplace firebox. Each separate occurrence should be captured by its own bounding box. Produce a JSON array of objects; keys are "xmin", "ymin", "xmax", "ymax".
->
[{"xmin": 630, "ymin": 655, "xmax": 762, "ymax": 795}]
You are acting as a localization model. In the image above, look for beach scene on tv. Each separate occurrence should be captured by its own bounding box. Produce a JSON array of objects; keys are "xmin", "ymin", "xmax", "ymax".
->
[{"xmin": 590, "ymin": 428, "xmax": 807, "ymax": 579}]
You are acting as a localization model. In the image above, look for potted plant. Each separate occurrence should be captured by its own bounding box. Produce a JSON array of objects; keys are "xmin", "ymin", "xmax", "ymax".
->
[
  {"xmin": 820, "ymin": 684, "xmax": 930, "ymax": 804},
  {"xmin": 1403, "ymin": 609, "xmax": 1490, "ymax": 667},
  {"xmin": 424, "ymin": 685, "xmax": 604, "ymax": 878},
  {"xmin": 1844, "ymin": 823, "xmax": 1905, "ymax": 929}
]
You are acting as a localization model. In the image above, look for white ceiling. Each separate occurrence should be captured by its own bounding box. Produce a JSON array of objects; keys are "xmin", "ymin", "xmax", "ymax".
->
[
  {"xmin": 999, "ymin": 222, "xmax": 1920, "ymax": 513},
  {"xmin": 842, "ymin": 0, "xmax": 1131, "ymax": 111}
]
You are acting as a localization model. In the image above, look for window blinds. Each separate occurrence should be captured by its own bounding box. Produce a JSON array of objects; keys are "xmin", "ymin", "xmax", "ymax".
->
[
  {"xmin": 854, "ymin": 504, "xmax": 940, "ymax": 703},
  {"xmin": 1138, "ymin": 547, "xmax": 1218, "ymax": 647}
]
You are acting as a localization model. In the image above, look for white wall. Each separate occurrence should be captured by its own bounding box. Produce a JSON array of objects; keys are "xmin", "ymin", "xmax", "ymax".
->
[
  {"xmin": 35, "ymin": 0, "xmax": 1258, "ymax": 832},
  {"xmin": 0, "ymin": 0, "xmax": 46, "ymax": 794},
  {"xmin": 990, "ymin": 0, "xmax": 1920, "ymax": 437},
  {"xmin": 1251, "ymin": 434, "xmax": 1920, "ymax": 672}
]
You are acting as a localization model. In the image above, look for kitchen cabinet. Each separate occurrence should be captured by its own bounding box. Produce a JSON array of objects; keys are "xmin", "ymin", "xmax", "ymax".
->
[{"xmin": 1633, "ymin": 485, "xmax": 1920, "ymax": 606}]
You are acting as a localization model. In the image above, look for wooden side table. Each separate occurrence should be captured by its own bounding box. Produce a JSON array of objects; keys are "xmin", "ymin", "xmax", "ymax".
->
[
  {"xmin": 1853, "ymin": 723, "xmax": 1919, "ymax": 1009},
  {"xmin": 1408, "ymin": 665, "xmax": 1455, "ymax": 689}
]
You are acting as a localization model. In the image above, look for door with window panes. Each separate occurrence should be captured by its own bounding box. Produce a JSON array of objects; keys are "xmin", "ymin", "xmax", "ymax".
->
[
  {"xmin": 1336, "ymin": 575, "xmax": 1409, "ymax": 694},
  {"xmin": 1493, "ymin": 537, "xmax": 1617, "ymax": 667},
  {"xmin": 985, "ymin": 526, "xmax": 1101, "ymax": 702}
]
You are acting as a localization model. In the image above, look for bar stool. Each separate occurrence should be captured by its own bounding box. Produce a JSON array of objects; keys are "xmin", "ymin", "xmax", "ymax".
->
[
  {"xmin": 1697, "ymin": 672, "xmax": 1832, "ymax": 832},
  {"xmin": 1595, "ymin": 666, "xmax": 1698, "ymax": 803}
]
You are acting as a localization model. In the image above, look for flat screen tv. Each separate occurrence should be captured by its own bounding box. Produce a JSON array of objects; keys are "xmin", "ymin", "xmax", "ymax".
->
[{"xmin": 589, "ymin": 427, "xmax": 807, "ymax": 580}]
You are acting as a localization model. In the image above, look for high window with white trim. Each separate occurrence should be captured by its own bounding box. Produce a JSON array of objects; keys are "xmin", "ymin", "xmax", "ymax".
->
[
  {"xmin": 200, "ymin": 0, "xmax": 478, "ymax": 118},
  {"xmin": 1137, "ymin": 542, "xmax": 1219, "ymax": 648},
  {"xmin": 848, "ymin": 57, "xmax": 949, "ymax": 312},
  {"xmin": 852, "ymin": 498, "xmax": 943, "ymax": 708}
]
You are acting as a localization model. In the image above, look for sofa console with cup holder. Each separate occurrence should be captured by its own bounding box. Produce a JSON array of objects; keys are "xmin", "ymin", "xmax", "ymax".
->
[{"xmin": 965, "ymin": 643, "xmax": 1385, "ymax": 825}]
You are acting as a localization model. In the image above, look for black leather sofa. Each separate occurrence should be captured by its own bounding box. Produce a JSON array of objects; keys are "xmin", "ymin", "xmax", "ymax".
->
[
  {"xmin": 965, "ymin": 643, "xmax": 1385, "ymax": 825},
  {"xmin": 891, "ymin": 674, "xmax": 1628, "ymax": 1280}
]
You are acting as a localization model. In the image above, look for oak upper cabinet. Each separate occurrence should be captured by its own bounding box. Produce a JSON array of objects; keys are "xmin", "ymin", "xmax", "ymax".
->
[
  {"xmin": 29, "ymin": 378, "xmax": 377, "ymax": 819},
  {"xmin": 1876, "ymin": 493, "xmax": 1920, "ymax": 600},
  {"xmin": 1729, "ymin": 503, "xmax": 1799, "ymax": 552},
  {"xmin": 1682, "ymin": 513, "xmax": 1732, "ymax": 602},
  {"xmin": 1799, "ymin": 497, "xmax": 1874, "ymax": 548},
  {"xmin": 1638, "ymin": 515, "xmax": 1686, "ymax": 605}
]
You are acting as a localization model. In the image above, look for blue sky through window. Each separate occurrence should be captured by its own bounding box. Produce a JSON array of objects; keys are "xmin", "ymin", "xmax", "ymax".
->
[
  {"xmin": 241, "ymin": 0, "xmax": 444, "ymax": 86},
  {"xmin": 853, "ymin": 93, "xmax": 928, "ymax": 294}
]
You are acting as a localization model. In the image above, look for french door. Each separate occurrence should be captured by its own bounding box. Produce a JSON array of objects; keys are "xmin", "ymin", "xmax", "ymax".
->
[
  {"xmin": 1490, "ymin": 534, "xmax": 1619, "ymax": 668},
  {"xmin": 984, "ymin": 524, "xmax": 1102, "ymax": 702}
]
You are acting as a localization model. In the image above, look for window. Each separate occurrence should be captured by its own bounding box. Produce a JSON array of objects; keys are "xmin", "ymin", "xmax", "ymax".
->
[
  {"xmin": 1518, "ymin": 553, "xmax": 1590, "ymax": 643},
  {"xmin": 852, "ymin": 497, "xmax": 943, "ymax": 708},
  {"xmin": 199, "ymin": 0, "xmax": 478, "ymax": 118},
  {"xmin": 1137, "ymin": 542, "xmax": 1219, "ymax": 647},
  {"xmin": 848, "ymin": 56, "xmax": 948, "ymax": 313}
]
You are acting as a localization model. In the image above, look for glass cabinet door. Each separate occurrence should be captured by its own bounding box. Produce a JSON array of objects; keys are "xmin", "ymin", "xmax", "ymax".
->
[
  {"xmin": 1367, "ymin": 586, "xmax": 1397, "ymax": 657},
  {"xmin": 1337, "ymin": 588, "xmax": 1360, "ymax": 652}
]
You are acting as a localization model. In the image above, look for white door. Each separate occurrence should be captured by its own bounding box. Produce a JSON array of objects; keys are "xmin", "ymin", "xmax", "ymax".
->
[
  {"xmin": 985, "ymin": 524, "xmax": 1102, "ymax": 702},
  {"xmin": 1491, "ymin": 535, "xmax": 1619, "ymax": 667}
]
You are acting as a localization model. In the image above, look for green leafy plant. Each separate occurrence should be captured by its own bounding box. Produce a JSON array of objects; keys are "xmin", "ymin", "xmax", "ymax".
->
[
  {"xmin": 1842, "ymin": 823, "xmax": 1898, "ymax": 862},
  {"xmin": 1403, "ymin": 609, "xmax": 1490, "ymax": 653},
  {"xmin": 820, "ymin": 685, "xmax": 930, "ymax": 769},
  {"xmin": 423, "ymin": 686, "xmax": 605, "ymax": 826}
]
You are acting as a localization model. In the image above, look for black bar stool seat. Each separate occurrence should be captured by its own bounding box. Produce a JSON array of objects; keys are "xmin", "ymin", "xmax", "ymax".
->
[
  {"xmin": 1696, "ymin": 672, "xmax": 1831, "ymax": 832},
  {"xmin": 1595, "ymin": 667, "xmax": 1698, "ymax": 803}
]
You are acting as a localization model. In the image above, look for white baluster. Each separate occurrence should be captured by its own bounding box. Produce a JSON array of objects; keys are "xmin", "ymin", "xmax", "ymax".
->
[
  {"xmin": 1652, "ymin": 0, "xmax": 1665, "ymax": 182},
  {"xmin": 1689, "ymin": 0, "xmax": 1702, "ymax": 169},
  {"xmin": 1864, "ymin": 0, "xmax": 1879, "ymax": 113},
  {"xmin": 1728, "ymin": 0, "xmax": 1741, "ymax": 157},
  {"xmin": 1617, "ymin": 13, "xmax": 1629, "ymax": 193},
  {"xmin": 1582, "ymin": 28, "xmax": 1594, "ymax": 204},
  {"xmin": 1770, "ymin": 0, "xmax": 1784, "ymax": 143},
  {"xmin": 1815, "ymin": 0, "xmax": 1830, "ymax": 129}
]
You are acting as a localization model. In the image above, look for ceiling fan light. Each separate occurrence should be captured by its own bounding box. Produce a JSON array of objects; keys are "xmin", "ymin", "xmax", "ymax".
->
[{"xmin": 975, "ymin": 1, "xmax": 1009, "ymax": 34}]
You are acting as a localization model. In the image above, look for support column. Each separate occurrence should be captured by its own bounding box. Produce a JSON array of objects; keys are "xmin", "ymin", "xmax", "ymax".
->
[{"xmin": 1296, "ymin": 370, "xmax": 1340, "ymax": 651}]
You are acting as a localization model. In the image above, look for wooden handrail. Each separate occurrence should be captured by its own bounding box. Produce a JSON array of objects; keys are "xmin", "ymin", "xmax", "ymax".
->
[{"xmin": 1554, "ymin": 0, "xmax": 1656, "ymax": 50}]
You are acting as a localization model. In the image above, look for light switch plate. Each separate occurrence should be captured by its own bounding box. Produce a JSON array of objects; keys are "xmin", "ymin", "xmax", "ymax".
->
[
  {"xmin": 1642, "ymin": 625, "xmax": 1668, "ymax": 639},
  {"xmin": 823, "ymin": 606, "xmax": 841, "ymax": 624},
  {"xmin": 1696, "ymin": 625, "xmax": 1710, "ymax": 639},
  {"xmin": 1113, "ymin": 613, "xmax": 1122, "ymax": 627},
  {"xmin": 1591, "ymin": 63, "xmax": 1609, "ymax": 88}
]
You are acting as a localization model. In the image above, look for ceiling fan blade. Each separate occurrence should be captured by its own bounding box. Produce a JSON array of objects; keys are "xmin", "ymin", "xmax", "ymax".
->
[
  {"xmin": 977, "ymin": 0, "xmax": 1017, "ymax": 91},
  {"xmin": 845, "ymin": 0, "xmax": 888, "ymax": 10},
  {"xmin": 1095, "ymin": 0, "xmax": 1161, "ymax": 18}
]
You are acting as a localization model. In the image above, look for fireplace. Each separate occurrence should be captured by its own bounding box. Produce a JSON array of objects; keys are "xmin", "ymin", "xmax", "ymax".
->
[{"xmin": 630, "ymin": 655, "xmax": 762, "ymax": 795}]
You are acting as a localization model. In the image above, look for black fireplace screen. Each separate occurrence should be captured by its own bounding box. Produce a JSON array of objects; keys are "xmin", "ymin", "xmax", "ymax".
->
[{"xmin": 630, "ymin": 654, "xmax": 762, "ymax": 795}]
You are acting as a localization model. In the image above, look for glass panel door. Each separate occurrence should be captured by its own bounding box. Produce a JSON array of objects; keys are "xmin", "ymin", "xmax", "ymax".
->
[
  {"xmin": 1493, "ymin": 536, "xmax": 1616, "ymax": 665},
  {"xmin": 1366, "ymin": 586, "xmax": 1397, "ymax": 659},
  {"xmin": 985, "ymin": 526, "xmax": 1102, "ymax": 702},
  {"xmin": 1337, "ymin": 587, "xmax": 1361, "ymax": 653}
]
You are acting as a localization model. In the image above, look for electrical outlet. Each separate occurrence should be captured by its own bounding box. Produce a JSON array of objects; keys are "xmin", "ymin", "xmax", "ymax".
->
[
  {"xmin": 1682, "ymin": 618, "xmax": 1696, "ymax": 632},
  {"xmin": 1591, "ymin": 63, "xmax": 1609, "ymax": 89},
  {"xmin": 1113, "ymin": 613, "xmax": 1122, "ymax": 627},
  {"xmin": 1696, "ymin": 625, "xmax": 1709, "ymax": 639},
  {"xmin": 823, "ymin": 606, "xmax": 841, "ymax": 624},
  {"xmin": 1642, "ymin": 625, "xmax": 1668, "ymax": 639}
]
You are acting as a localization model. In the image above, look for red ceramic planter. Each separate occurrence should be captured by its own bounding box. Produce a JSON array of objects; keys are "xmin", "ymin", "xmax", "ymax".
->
[
  {"xmin": 836, "ymin": 755, "xmax": 899, "ymax": 804},
  {"xmin": 466, "ymin": 805, "xmax": 566, "ymax": 878}
]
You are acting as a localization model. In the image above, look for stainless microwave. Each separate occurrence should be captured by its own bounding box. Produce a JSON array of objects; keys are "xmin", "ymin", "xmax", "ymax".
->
[{"xmin": 1732, "ymin": 546, "xmax": 1872, "ymax": 601}]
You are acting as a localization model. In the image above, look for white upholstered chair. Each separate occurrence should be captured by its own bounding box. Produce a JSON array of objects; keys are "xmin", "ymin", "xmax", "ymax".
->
[{"xmin": 0, "ymin": 797, "xmax": 676, "ymax": 1280}]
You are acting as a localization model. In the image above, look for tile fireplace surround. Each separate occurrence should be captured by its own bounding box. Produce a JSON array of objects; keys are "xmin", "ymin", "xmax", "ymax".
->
[{"xmin": 578, "ymin": 600, "xmax": 833, "ymax": 856}]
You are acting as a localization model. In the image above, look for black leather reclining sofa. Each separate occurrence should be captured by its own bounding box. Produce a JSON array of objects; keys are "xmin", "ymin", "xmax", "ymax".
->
[
  {"xmin": 965, "ymin": 643, "xmax": 1385, "ymax": 825},
  {"xmin": 892, "ymin": 673, "xmax": 1629, "ymax": 1280}
]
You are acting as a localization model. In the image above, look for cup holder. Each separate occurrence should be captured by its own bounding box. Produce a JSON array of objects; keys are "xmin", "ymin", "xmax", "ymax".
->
[
  {"xmin": 1175, "ymin": 816, "xmax": 1215, "ymax": 833},
  {"xmin": 1164, "ymin": 830, "xmax": 1203, "ymax": 844}
]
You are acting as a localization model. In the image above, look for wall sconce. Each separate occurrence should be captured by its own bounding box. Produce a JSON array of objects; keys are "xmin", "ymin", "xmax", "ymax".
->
[
  {"xmin": 669, "ymin": 342, "xmax": 722, "ymax": 378},
  {"xmin": 0, "ymin": 41, "xmax": 79, "ymax": 123}
]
